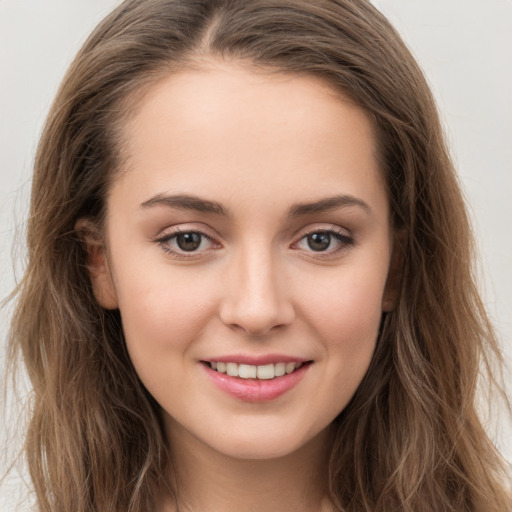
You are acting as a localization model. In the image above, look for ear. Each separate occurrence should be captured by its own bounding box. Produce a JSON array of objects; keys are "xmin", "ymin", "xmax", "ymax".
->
[
  {"xmin": 75, "ymin": 219, "xmax": 119, "ymax": 310},
  {"xmin": 382, "ymin": 233, "xmax": 404, "ymax": 312}
]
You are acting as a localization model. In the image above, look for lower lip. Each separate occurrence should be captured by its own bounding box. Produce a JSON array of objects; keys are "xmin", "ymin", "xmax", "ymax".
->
[{"xmin": 201, "ymin": 362, "xmax": 311, "ymax": 402}]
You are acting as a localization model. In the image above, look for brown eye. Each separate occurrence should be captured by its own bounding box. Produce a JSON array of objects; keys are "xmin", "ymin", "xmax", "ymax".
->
[
  {"xmin": 306, "ymin": 232, "xmax": 332, "ymax": 251},
  {"xmin": 293, "ymin": 228, "xmax": 354, "ymax": 257},
  {"xmin": 156, "ymin": 230, "xmax": 216, "ymax": 256},
  {"xmin": 175, "ymin": 232, "xmax": 202, "ymax": 251}
]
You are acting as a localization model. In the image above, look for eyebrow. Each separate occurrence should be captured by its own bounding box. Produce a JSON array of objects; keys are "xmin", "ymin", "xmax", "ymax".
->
[
  {"xmin": 139, "ymin": 193, "xmax": 371, "ymax": 217},
  {"xmin": 140, "ymin": 193, "xmax": 230, "ymax": 216},
  {"xmin": 288, "ymin": 195, "xmax": 371, "ymax": 217}
]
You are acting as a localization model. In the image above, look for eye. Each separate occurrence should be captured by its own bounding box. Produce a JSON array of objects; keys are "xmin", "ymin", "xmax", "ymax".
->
[
  {"xmin": 293, "ymin": 228, "xmax": 354, "ymax": 256},
  {"xmin": 173, "ymin": 232, "xmax": 205, "ymax": 252},
  {"xmin": 155, "ymin": 229, "xmax": 218, "ymax": 257},
  {"xmin": 304, "ymin": 232, "xmax": 332, "ymax": 251}
]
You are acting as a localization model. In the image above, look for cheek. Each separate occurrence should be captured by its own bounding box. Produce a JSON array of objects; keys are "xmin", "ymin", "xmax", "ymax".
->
[
  {"xmin": 302, "ymin": 263, "xmax": 387, "ymax": 345},
  {"xmin": 296, "ymin": 259, "xmax": 387, "ymax": 403},
  {"xmin": 113, "ymin": 265, "xmax": 218, "ymax": 371},
  {"xmin": 306, "ymin": 273, "xmax": 384, "ymax": 415}
]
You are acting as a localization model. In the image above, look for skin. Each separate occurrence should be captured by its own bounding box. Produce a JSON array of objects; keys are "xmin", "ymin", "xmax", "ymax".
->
[{"xmin": 85, "ymin": 61, "xmax": 396, "ymax": 511}]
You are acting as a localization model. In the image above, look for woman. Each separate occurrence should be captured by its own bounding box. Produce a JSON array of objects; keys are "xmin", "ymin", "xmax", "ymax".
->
[{"xmin": 7, "ymin": 0, "xmax": 511, "ymax": 510}]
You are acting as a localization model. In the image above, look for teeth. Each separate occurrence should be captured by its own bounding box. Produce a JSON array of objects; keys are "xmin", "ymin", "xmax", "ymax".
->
[
  {"xmin": 238, "ymin": 364, "xmax": 257, "ymax": 379},
  {"xmin": 208, "ymin": 361, "xmax": 304, "ymax": 379},
  {"xmin": 274, "ymin": 362, "xmax": 286, "ymax": 377},
  {"xmin": 285, "ymin": 362, "xmax": 296, "ymax": 374},
  {"xmin": 226, "ymin": 362, "xmax": 238, "ymax": 377},
  {"xmin": 257, "ymin": 364, "xmax": 275, "ymax": 380}
]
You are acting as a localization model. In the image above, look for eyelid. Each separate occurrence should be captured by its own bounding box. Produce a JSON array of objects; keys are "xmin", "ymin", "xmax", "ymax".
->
[
  {"xmin": 152, "ymin": 224, "xmax": 222, "ymax": 259},
  {"xmin": 151, "ymin": 222, "xmax": 219, "ymax": 241},
  {"xmin": 151, "ymin": 222, "xmax": 354, "ymax": 260},
  {"xmin": 290, "ymin": 224, "xmax": 354, "ymax": 258},
  {"xmin": 296, "ymin": 223, "xmax": 351, "ymax": 238}
]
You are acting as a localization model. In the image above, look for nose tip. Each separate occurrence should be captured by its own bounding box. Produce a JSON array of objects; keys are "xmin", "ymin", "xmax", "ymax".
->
[
  {"xmin": 221, "ymin": 297, "xmax": 295, "ymax": 336},
  {"xmin": 219, "ymin": 255, "xmax": 295, "ymax": 336}
]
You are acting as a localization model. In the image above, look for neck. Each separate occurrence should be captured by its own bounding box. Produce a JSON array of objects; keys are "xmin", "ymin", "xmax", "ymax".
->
[{"xmin": 162, "ymin": 420, "xmax": 335, "ymax": 512}]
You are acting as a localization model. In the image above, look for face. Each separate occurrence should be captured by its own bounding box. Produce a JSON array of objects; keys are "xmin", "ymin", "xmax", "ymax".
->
[{"xmin": 88, "ymin": 62, "xmax": 395, "ymax": 461}]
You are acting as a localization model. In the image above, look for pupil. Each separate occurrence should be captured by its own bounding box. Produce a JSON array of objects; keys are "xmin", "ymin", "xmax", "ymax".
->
[
  {"xmin": 176, "ymin": 232, "xmax": 201, "ymax": 251},
  {"xmin": 307, "ymin": 232, "xmax": 331, "ymax": 251}
]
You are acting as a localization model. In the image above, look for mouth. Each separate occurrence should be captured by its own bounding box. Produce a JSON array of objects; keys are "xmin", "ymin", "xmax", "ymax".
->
[
  {"xmin": 204, "ymin": 361, "xmax": 307, "ymax": 380},
  {"xmin": 200, "ymin": 359, "xmax": 312, "ymax": 402}
]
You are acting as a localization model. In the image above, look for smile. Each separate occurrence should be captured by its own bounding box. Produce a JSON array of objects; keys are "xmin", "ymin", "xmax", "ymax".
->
[
  {"xmin": 207, "ymin": 361, "xmax": 304, "ymax": 380},
  {"xmin": 201, "ymin": 360, "xmax": 312, "ymax": 402}
]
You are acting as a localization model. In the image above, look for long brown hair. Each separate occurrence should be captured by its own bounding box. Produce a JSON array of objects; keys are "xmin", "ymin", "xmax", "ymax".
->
[{"xmin": 7, "ymin": 0, "xmax": 511, "ymax": 510}]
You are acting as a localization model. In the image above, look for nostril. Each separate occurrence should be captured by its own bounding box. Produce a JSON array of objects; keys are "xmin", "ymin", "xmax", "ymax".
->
[
  {"xmin": 219, "ymin": 301, "xmax": 295, "ymax": 336},
  {"xmin": 227, "ymin": 320, "xmax": 288, "ymax": 337}
]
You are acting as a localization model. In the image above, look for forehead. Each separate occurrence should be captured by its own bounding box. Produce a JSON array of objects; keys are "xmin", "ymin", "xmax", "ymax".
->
[{"xmin": 111, "ymin": 62, "xmax": 387, "ymax": 219}]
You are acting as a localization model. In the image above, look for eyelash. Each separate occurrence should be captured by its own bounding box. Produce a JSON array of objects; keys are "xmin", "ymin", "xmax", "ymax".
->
[
  {"xmin": 153, "ymin": 226, "xmax": 354, "ymax": 259},
  {"xmin": 154, "ymin": 228, "xmax": 217, "ymax": 259},
  {"xmin": 292, "ymin": 227, "xmax": 354, "ymax": 258}
]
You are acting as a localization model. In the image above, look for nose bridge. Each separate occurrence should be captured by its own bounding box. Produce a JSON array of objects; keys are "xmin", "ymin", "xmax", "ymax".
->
[{"xmin": 219, "ymin": 240, "xmax": 294, "ymax": 335}]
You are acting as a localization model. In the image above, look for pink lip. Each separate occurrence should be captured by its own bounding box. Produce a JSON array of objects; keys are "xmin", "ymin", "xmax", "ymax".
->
[
  {"xmin": 201, "ymin": 361, "xmax": 311, "ymax": 402},
  {"xmin": 202, "ymin": 354, "xmax": 310, "ymax": 366}
]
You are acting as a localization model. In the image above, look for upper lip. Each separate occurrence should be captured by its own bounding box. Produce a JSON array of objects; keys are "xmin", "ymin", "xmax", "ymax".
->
[{"xmin": 201, "ymin": 354, "xmax": 311, "ymax": 366}]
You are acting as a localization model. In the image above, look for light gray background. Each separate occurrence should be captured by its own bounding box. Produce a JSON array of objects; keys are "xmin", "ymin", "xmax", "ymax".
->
[{"xmin": 1, "ymin": 0, "xmax": 511, "ymax": 508}]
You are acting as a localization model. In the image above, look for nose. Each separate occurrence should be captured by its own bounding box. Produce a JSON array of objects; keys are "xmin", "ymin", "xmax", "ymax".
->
[{"xmin": 219, "ymin": 246, "xmax": 295, "ymax": 336}]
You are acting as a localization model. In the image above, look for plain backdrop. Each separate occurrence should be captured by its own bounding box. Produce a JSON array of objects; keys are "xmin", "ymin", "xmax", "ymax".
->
[{"xmin": 1, "ymin": 1, "xmax": 511, "ymax": 509}]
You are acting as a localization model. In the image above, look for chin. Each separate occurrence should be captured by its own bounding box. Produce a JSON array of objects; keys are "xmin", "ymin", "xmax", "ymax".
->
[
  {"xmin": 214, "ymin": 441, "xmax": 302, "ymax": 461},
  {"xmin": 203, "ymin": 423, "xmax": 330, "ymax": 462}
]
